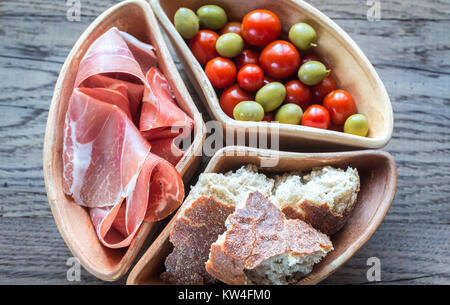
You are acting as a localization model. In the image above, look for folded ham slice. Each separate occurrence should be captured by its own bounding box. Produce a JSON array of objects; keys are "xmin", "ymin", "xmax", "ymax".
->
[
  {"xmin": 140, "ymin": 67, "xmax": 194, "ymax": 140},
  {"xmin": 63, "ymin": 27, "xmax": 189, "ymax": 248}
]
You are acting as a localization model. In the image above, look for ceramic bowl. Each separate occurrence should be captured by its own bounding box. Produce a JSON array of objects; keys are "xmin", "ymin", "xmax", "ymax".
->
[
  {"xmin": 127, "ymin": 146, "xmax": 397, "ymax": 284},
  {"xmin": 43, "ymin": 0, "xmax": 205, "ymax": 281},
  {"xmin": 150, "ymin": 0, "xmax": 393, "ymax": 150}
]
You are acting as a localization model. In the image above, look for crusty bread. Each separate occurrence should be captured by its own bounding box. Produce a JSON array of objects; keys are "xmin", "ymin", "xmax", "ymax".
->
[
  {"xmin": 161, "ymin": 197, "xmax": 235, "ymax": 284},
  {"xmin": 162, "ymin": 165, "xmax": 358, "ymax": 285},
  {"xmin": 180, "ymin": 164, "xmax": 275, "ymax": 212},
  {"xmin": 161, "ymin": 165, "xmax": 274, "ymax": 284},
  {"xmin": 205, "ymin": 192, "xmax": 333, "ymax": 285},
  {"xmin": 270, "ymin": 166, "xmax": 360, "ymax": 235}
]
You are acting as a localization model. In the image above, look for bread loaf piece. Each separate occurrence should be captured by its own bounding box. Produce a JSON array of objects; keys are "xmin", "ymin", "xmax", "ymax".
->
[
  {"xmin": 161, "ymin": 197, "xmax": 235, "ymax": 284},
  {"xmin": 161, "ymin": 165, "xmax": 274, "ymax": 284},
  {"xmin": 205, "ymin": 191, "xmax": 333, "ymax": 285},
  {"xmin": 180, "ymin": 164, "xmax": 275, "ymax": 212},
  {"xmin": 270, "ymin": 166, "xmax": 360, "ymax": 235}
]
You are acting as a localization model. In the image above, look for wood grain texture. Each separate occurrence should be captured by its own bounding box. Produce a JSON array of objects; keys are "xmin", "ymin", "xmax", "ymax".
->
[{"xmin": 0, "ymin": 0, "xmax": 448, "ymax": 284}]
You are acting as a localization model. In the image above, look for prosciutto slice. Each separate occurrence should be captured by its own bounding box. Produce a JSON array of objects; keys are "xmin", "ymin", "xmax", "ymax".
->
[
  {"xmin": 140, "ymin": 67, "xmax": 194, "ymax": 140},
  {"xmin": 63, "ymin": 27, "xmax": 190, "ymax": 248}
]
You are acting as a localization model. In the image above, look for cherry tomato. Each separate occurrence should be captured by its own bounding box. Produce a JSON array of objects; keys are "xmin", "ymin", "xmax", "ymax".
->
[
  {"xmin": 237, "ymin": 64, "xmax": 264, "ymax": 92},
  {"xmin": 220, "ymin": 21, "xmax": 250, "ymax": 48},
  {"xmin": 220, "ymin": 21, "xmax": 242, "ymax": 35},
  {"xmin": 329, "ymin": 123, "xmax": 344, "ymax": 132},
  {"xmin": 219, "ymin": 84, "xmax": 253, "ymax": 118},
  {"xmin": 322, "ymin": 89, "xmax": 357, "ymax": 125},
  {"xmin": 311, "ymin": 75, "xmax": 337, "ymax": 104},
  {"xmin": 205, "ymin": 57, "xmax": 237, "ymax": 88},
  {"xmin": 241, "ymin": 9, "xmax": 281, "ymax": 46},
  {"xmin": 262, "ymin": 112, "xmax": 275, "ymax": 122},
  {"xmin": 284, "ymin": 80, "xmax": 311, "ymax": 109},
  {"xmin": 235, "ymin": 49, "xmax": 259, "ymax": 70},
  {"xmin": 301, "ymin": 53, "xmax": 320, "ymax": 65},
  {"xmin": 263, "ymin": 75, "xmax": 275, "ymax": 85},
  {"xmin": 189, "ymin": 30, "xmax": 219, "ymax": 66},
  {"xmin": 259, "ymin": 40, "xmax": 301, "ymax": 79},
  {"xmin": 301, "ymin": 105, "xmax": 330, "ymax": 129}
]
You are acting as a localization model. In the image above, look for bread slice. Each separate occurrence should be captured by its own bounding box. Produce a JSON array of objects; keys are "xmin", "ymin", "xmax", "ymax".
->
[
  {"xmin": 180, "ymin": 164, "xmax": 275, "ymax": 212},
  {"xmin": 161, "ymin": 165, "xmax": 274, "ymax": 284},
  {"xmin": 161, "ymin": 197, "xmax": 235, "ymax": 284},
  {"xmin": 270, "ymin": 166, "xmax": 360, "ymax": 235},
  {"xmin": 205, "ymin": 191, "xmax": 333, "ymax": 285}
]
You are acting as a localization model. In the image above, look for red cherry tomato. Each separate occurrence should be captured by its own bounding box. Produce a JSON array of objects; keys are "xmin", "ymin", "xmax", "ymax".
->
[
  {"xmin": 262, "ymin": 112, "xmax": 275, "ymax": 122},
  {"xmin": 311, "ymin": 76, "xmax": 337, "ymax": 104},
  {"xmin": 259, "ymin": 40, "xmax": 301, "ymax": 79},
  {"xmin": 284, "ymin": 80, "xmax": 311, "ymax": 110},
  {"xmin": 219, "ymin": 84, "xmax": 253, "ymax": 118},
  {"xmin": 329, "ymin": 123, "xmax": 344, "ymax": 132},
  {"xmin": 241, "ymin": 9, "xmax": 281, "ymax": 46},
  {"xmin": 322, "ymin": 89, "xmax": 357, "ymax": 125},
  {"xmin": 301, "ymin": 105, "xmax": 330, "ymax": 129},
  {"xmin": 237, "ymin": 64, "xmax": 264, "ymax": 92},
  {"xmin": 301, "ymin": 54, "xmax": 320, "ymax": 65},
  {"xmin": 220, "ymin": 21, "xmax": 242, "ymax": 35},
  {"xmin": 235, "ymin": 49, "xmax": 259, "ymax": 70},
  {"xmin": 189, "ymin": 30, "xmax": 219, "ymax": 66},
  {"xmin": 220, "ymin": 21, "xmax": 251, "ymax": 48},
  {"xmin": 263, "ymin": 75, "xmax": 275, "ymax": 85},
  {"xmin": 205, "ymin": 57, "xmax": 237, "ymax": 89}
]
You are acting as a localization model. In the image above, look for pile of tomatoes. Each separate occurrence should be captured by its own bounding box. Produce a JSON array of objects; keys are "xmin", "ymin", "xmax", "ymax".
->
[{"xmin": 174, "ymin": 5, "xmax": 369, "ymax": 137}]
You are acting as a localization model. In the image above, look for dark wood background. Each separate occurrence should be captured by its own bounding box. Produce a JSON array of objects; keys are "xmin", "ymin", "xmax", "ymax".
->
[{"xmin": 0, "ymin": 0, "xmax": 448, "ymax": 285}]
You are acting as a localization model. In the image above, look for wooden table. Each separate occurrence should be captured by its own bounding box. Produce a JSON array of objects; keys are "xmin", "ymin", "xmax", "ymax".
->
[{"xmin": 0, "ymin": 0, "xmax": 448, "ymax": 285}]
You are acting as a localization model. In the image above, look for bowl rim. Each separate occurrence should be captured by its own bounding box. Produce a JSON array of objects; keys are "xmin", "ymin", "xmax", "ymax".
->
[
  {"xmin": 150, "ymin": 0, "xmax": 394, "ymax": 149},
  {"xmin": 126, "ymin": 146, "xmax": 398, "ymax": 284},
  {"xmin": 42, "ymin": 0, "xmax": 205, "ymax": 281}
]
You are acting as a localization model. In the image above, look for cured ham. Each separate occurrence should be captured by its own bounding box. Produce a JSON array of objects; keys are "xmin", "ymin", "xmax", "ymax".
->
[
  {"xmin": 63, "ymin": 27, "xmax": 191, "ymax": 248},
  {"xmin": 149, "ymin": 137, "xmax": 185, "ymax": 166},
  {"xmin": 140, "ymin": 67, "xmax": 194, "ymax": 140}
]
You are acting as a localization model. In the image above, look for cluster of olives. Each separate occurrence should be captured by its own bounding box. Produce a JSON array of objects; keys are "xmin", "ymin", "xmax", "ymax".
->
[{"xmin": 174, "ymin": 5, "xmax": 227, "ymax": 39}]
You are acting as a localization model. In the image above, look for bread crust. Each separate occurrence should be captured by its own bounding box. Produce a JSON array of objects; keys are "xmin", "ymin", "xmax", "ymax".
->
[
  {"xmin": 161, "ymin": 196, "xmax": 235, "ymax": 285},
  {"xmin": 206, "ymin": 192, "xmax": 332, "ymax": 285},
  {"xmin": 278, "ymin": 169, "xmax": 360, "ymax": 236},
  {"xmin": 282, "ymin": 200, "xmax": 349, "ymax": 236}
]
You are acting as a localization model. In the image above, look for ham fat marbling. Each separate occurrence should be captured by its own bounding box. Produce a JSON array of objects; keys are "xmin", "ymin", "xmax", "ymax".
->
[{"xmin": 63, "ymin": 27, "xmax": 191, "ymax": 248}]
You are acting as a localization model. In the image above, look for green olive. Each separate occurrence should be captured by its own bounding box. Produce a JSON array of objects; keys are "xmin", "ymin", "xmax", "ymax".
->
[
  {"xmin": 344, "ymin": 114, "xmax": 369, "ymax": 137},
  {"xmin": 196, "ymin": 5, "xmax": 228, "ymax": 30},
  {"xmin": 275, "ymin": 103, "xmax": 303, "ymax": 125},
  {"xmin": 298, "ymin": 60, "xmax": 329, "ymax": 86},
  {"xmin": 233, "ymin": 101, "xmax": 265, "ymax": 121},
  {"xmin": 255, "ymin": 82, "xmax": 286, "ymax": 112},
  {"xmin": 216, "ymin": 33, "xmax": 244, "ymax": 58},
  {"xmin": 174, "ymin": 8, "xmax": 199, "ymax": 39},
  {"xmin": 288, "ymin": 23, "xmax": 317, "ymax": 50}
]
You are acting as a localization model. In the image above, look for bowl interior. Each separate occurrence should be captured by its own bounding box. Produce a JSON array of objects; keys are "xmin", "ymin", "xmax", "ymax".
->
[
  {"xmin": 127, "ymin": 147, "xmax": 397, "ymax": 284},
  {"xmin": 152, "ymin": 0, "xmax": 393, "ymax": 149},
  {"xmin": 44, "ymin": 0, "xmax": 203, "ymax": 281}
]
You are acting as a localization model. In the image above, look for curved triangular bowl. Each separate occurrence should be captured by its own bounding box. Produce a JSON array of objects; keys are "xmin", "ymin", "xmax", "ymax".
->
[
  {"xmin": 127, "ymin": 146, "xmax": 397, "ymax": 284},
  {"xmin": 43, "ymin": 0, "xmax": 205, "ymax": 281},
  {"xmin": 150, "ymin": 0, "xmax": 393, "ymax": 150}
]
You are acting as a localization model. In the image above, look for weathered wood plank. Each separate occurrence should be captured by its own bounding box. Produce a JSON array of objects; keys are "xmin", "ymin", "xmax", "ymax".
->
[
  {"xmin": 322, "ymin": 221, "xmax": 450, "ymax": 285},
  {"xmin": 0, "ymin": 217, "xmax": 447, "ymax": 285},
  {"xmin": 2, "ymin": 14, "xmax": 450, "ymax": 73},
  {"xmin": 1, "ymin": 0, "xmax": 449, "ymax": 20}
]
